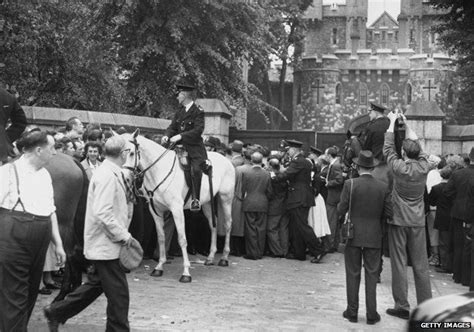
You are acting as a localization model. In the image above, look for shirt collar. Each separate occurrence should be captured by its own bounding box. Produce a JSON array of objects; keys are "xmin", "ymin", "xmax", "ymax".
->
[
  {"xmin": 184, "ymin": 101, "xmax": 193, "ymax": 112},
  {"xmin": 102, "ymin": 159, "xmax": 122, "ymax": 176}
]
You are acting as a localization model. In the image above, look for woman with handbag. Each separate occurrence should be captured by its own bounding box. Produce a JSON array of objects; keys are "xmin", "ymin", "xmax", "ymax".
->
[{"xmin": 337, "ymin": 150, "xmax": 392, "ymax": 325}]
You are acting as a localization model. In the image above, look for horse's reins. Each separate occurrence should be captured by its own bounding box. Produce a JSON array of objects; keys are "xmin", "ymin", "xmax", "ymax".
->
[{"xmin": 125, "ymin": 139, "xmax": 177, "ymax": 201}]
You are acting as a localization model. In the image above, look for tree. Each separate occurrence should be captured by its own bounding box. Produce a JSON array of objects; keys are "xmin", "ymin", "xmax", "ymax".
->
[
  {"xmin": 94, "ymin": 0, "xmax": 275, "ymax": 119},
  {"xmin": 0, "ymin": 1, "xmax": 125, "ymax": 112},
  {"xmin": 432, "ymin": 0, "xmax": 474, "ymax": 123},
  {"xmin": 247, "ymin": 0, "xmax": 312, "ymax": 129}
]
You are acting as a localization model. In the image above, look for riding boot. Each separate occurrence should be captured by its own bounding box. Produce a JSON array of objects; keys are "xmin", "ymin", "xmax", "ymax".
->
[{"xmin": 190, "ymin": 166, "xmax": 202, "ymax": 212}]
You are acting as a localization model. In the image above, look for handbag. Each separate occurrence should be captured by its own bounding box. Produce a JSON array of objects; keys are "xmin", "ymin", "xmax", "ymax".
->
[{"xmin": 341, "ymin": 179, "xmax": 354, "ymax": 242}]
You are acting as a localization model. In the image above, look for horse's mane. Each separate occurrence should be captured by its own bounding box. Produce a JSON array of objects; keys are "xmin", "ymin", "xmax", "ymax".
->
[{"xmin": 122, "ymin": 133, "xmax": 167, "ymax": 157}]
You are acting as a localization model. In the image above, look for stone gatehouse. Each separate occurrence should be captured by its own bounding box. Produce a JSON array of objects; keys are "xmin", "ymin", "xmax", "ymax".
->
[{"xmin": 293, "ymin": 0, "xmax": 458, "ymax": 133}]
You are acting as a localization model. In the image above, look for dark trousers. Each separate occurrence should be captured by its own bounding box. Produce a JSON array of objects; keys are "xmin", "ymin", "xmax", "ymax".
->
[
  {"xmin": 191, "ymin": 158, "xmax": 203, "ymax": 201},
  {"xmin": 244, "ymin": 212, "xmax": 267, "ymax": 259},
  {"xmin": 288, "ymin": 207, "xmax": 324, "ymax": 260},
  {"xmin": 0, "ymin": 209, "xmax": 51, "ymax": 332},
  {"xmin": 438, "ymin": 230, "xmax": 452, "ymax": 271},
  {"xmin": 344, "ymin": 246, "xmax": 381, "ymax": 320},
  {"xmin": 266, "ymin": 213, "xmax": 287, "ymax": 256},
  {"xmin": 48, "ymin": 259, "xmax": 130, "ymax": 332},
  {"xmin": 326, "ymin": 204, "xmax": 341, "ymax": 251},
  {"xmin": 452, "ymin": 219, "xmax": 465, "ymax": 283}
]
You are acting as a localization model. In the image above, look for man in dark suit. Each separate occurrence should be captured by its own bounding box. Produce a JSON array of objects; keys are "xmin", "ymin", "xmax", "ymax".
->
[
  {"xmin": 338, "ymin": 150, "xmax": 392, "ymax": 325},
  {"xmin": 271, "ymin": 139, "xmax": 325, "ymax": 263},
  {"xmin": 444, "ymin": 147, "xmax": 474, "ymax": 286},
  {"xmin": 324, "ymin": 146, "xmax": 344, "ymax": 253},
  {"xmin": 162, "ymin": 81, "xmax": 207, "ymax": 211},
  {"xmin": 266, "ymin": 153, "xmax": 288, "ymax": 257},
  {"xmin": 241, "ymin": 151, "xmax": 272, "ymax": 259},
  {"xmin": 428, "ymin": 166, "xmax": 453, "ymax": 274},
  {"xmin": 0, "ymin": 87, "xmax": 27, "ymax": 165}
]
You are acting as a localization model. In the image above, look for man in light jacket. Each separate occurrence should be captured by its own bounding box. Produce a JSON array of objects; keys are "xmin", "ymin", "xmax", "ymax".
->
[{"xmin": 44, "ymin": 135, "xmax": 134, "ymax": 332}]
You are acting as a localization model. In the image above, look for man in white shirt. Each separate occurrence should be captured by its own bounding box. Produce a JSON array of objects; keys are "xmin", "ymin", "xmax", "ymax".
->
[
  {"xmin": 44, "ymin": 135, "xmax": 133, "ymax": 332},
  {"xmin": 0, "ymin": 129, "xmax": 66, "ymax": 332}
]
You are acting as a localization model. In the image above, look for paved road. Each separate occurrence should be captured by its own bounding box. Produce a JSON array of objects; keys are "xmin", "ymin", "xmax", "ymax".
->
[{"xmin": 29, "ymin": 250, "xmax": 467, "ymax": 331}]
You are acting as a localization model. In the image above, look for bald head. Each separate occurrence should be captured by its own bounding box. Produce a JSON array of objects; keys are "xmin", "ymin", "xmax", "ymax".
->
[
  {"xmin": 251, "ymin": 151, "xmax": 263, "ymax": 165},
  {"xmin": 104, "ymin": 135, "xmax": 126, "ymax": 158}
]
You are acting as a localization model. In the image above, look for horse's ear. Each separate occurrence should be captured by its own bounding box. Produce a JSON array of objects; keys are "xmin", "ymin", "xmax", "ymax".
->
[
  {"xmin": 133, "ymin": 129, "xmax": 140, "ymax": 138},
  {"xmin": 346, "ymin": 130, "xmax": 352, "ymax": 139}
]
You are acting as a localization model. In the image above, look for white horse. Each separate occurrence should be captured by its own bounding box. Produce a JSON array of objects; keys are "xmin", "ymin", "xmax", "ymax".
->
[{"xmin": 122, "ymin": 131, "xmax": 235, "ymax": 282}]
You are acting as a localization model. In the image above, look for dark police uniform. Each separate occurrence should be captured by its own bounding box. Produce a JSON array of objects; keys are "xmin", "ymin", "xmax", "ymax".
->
[
  {"xmin": 165, "ymin": 102, "xmax": 207, "ymax": 208},
  {"xmin": 362, "ymin": 103, "xmax": 390, "ymax": 162},
  {"xmin": 362, "ymin": 117, "xmax": 390, "ymax": 162},
  {"xmin": 0, "ymin": 88, "xmax": 27, "ymax": 164},
  {"xmin": 274, "ymin": 141, "xmax": 325, "ymax": 262}
]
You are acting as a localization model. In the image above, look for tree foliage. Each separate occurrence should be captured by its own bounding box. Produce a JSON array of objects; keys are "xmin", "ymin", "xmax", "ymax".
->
[
  {"xmin": 432, "ymin": 0, "xmax": 474, "ymax": 121},
  {"xmin": 247, "ymin": 0, "xmax": 312, "ymax": 129},
  {"xmin": 0, "ymin": 0, "xmax": 306, "ymax": 127}
]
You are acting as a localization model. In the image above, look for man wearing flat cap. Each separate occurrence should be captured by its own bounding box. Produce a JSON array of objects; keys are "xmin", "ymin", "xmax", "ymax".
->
[
  {"xmin": 337, "ymin": 150, "xmax": 392, "ymax": 325},
  {"xmin": 162, "ymin": 80, "xmax": 207, "ymax": 211},
  {"xmin": 271, "ymin": 139, "xmax": 326, "ymax": 263},
  {"xmin": 362, "ymin": 103, "xmax": 390, "ymax": 163}
]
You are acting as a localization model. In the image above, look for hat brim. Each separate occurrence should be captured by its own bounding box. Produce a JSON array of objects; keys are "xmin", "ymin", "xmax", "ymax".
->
[{"xmin": 352, "ymin": 157, "xmax": 380, "ymax": 168}]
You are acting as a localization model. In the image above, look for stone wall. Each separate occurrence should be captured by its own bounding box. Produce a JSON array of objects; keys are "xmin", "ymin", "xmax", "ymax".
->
[{"xmin": 23, "ymin": 98, "xmax": 232, "ymax": 143}]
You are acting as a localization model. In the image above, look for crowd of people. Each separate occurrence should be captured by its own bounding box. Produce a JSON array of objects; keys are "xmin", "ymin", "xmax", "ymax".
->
[{"xmin": 1, "ymin": 82, "xmax": 474, "ymax": 330}]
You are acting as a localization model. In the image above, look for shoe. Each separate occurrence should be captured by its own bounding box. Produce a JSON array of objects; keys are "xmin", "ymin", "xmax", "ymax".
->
[
  {"xmin": 367, "ymin": 313, "xmax": 381, "ymax": 325},
  {"xmin": 311, "ymin": 251, "xmax": 327, "ymax": 263},
  {"xmin": 190, "ymin": 199, "xmax": 201, "ymax": 212},
  {"xmin": 428, "ymin": 254, "xmax": 440, "ymax": 267},
  {"xmin": 342, "ymin": 310, "xmax": 358, "ymax": 323},
  {"xmin": 386, "ymin": 308, "xmax": 409, "ymax": 320},
  {"xmin": 39, "ymin": 287, "xmax": 52, "ymax": 295},
  {"xmin": 43, "ymin": 305, "xmax": 60, "ymax": 332},
  {"xmin": 45, "ymin": 282, "xmax": 62, "ymax": 290},
  {"xmin": 435, "ymin": 266, "xmax": 452, "ymax": 273}
]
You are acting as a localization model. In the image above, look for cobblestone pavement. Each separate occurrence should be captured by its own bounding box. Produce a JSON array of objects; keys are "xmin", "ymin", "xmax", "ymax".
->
[{"xmin": 29, "ymin": 250, "xmax": 467, "ymax": 331}]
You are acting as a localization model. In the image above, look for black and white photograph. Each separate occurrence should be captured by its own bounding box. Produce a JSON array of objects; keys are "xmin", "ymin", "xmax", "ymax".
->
[{"xmin": 0, "ymin": 0, "xmax": 473, "ymax": 331}]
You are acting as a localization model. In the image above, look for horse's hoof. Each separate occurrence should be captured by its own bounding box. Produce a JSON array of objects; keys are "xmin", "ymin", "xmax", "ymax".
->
[
  {"xmin": 204, "ymin": 259, "xmax": 214, "ymax": 266},
  {"xmin": 218, "ymin": 259, "xmax": 229, "ymax": 267},
  {"xmin": 150, "ymin": 269, "xmax": 163, "ymax": 277},
  {"xmin": 179, "ymin": 275, "xmax": 192, "ymax": 283}
]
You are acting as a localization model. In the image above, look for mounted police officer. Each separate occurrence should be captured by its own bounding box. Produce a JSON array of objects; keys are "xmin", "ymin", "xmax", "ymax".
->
[
  {"xmin": 162, "ymin": 80, "xmax": 207, "ymax": 211},
  {"xmin": 362, "ymin": 103, "xmax": 390, "ymax": 162}
]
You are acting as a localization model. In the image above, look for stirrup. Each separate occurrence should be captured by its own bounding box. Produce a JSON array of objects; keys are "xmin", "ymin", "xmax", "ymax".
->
[{"xmin": 190, "ymin": 199, "xmax": 201, "ymax": 212}]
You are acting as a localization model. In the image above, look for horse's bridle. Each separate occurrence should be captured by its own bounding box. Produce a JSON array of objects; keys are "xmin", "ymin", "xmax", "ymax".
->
[{"xmin": 123, "ymin": 136, "xmax": 177, "ymax": 201}]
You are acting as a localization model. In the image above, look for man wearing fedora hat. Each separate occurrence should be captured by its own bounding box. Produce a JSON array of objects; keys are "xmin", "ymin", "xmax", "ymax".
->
[
  {"xmin": 362, "ymin": 103, "xmax": 390, "ymax": 163},
  {"xmin": 162, "ymin": 80, "xmax": 207, "ymax": 211},
  {"xmin": 271, "ymin": 139, "xmax": 326, "ymax": 263},
  {"xmin": 337, "ymin": 150, "xmax": 392, "ymax": 325}
]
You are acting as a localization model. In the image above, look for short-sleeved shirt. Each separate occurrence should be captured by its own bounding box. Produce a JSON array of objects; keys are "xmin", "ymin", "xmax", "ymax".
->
[{"xmin": 0, "ymin": 156, "xmax": 56, "ymax": 216}]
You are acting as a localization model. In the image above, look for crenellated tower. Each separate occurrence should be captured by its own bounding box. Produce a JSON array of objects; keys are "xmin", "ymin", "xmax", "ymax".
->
[{"xmin": 293, "ymin": 0, "xmax": 456, "ymax": 133}]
